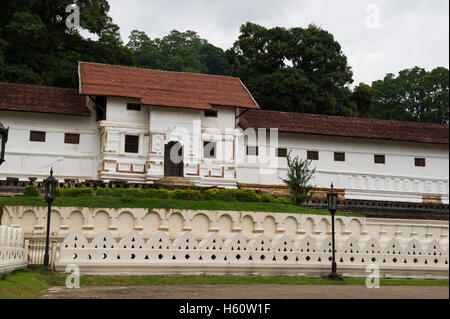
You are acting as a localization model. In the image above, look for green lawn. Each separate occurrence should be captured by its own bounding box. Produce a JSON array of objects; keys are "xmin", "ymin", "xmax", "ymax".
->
[
  {"xmin": 0, "ymin": 195, "xmax": 361, "ymax": 217},
  {"xmin": 0, "ymin": 270, "xmax": 448, "ymax": 299}
]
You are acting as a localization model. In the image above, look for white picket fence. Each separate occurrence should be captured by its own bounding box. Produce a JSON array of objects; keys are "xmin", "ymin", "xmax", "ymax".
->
[{"xmin": 0, "ymin": 226, "xmax": 27, "ymax": 275}]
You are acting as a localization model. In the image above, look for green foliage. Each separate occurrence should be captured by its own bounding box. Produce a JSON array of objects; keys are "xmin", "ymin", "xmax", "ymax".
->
[
  {"xmin": 259, "ymin": 193, "xmax": 275, "ymax": 202},
  {"xmin": 113, "ymin": 188, "xmax": 145, "ymax": 198},
  {"xmin": 369, "ymin": 67, "xmax": 449, "ymax": 124},
  {"xmin": 351, "ymin": 83, "xmax": 374, "ymax": 118},
  {"xmin": 281, "ymin": 151, "xmax": 316, "ymax": 206},
  {"xmin": 127, "ymin": 29, "xmax": 232, "ymax": 76},
  {"xmin": 171, "ymin": 189, "xmax": 202, "ymax": 201},
  {"xmin": 147, "ymin": 189, "xmax": 171, "ymax": 199},
  {"xmin": 56, "ymin": 187, "xmax": 94, "ymax": 197},
  {"xmin": 203, "ymin": 188, "xmax": 264, "ymax": 202},
  {"xmin": 21, "ymin": 186, "xmax": 290, "ymax": 206},
  {"xmin": 23, "ymin": 185, "xmax": 40, "ymax": 197},
  {"xmin": 204, "ymin": 189, "xmax": 238, "ymax": 201},
  {"xmin": 236, "ymin": 189, "xmax": 261, "ymax": 202},
  {"xmin": 95, "ymin": 187, "xmax": 115, "ymax": 197},
  {"xmin": 226, "ymin": 22, "xmax": 355, "ymax": 116},
  {"xmin": 0, "ymin": 0, "xmax": 135, "ymax": 88}
]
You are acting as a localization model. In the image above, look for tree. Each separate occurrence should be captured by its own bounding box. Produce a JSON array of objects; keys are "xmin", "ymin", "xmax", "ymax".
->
[
  {"xmin": 352, "ymin": 83, "xmax": 374, "ymax": 118},
  {"xmin": 0, "ymin": 0, "xmax": 134, "ymax": 88},
  {"xmin": 370, "ymin": 67, "xmax": 449, "ymax": 124},
  {"xmin": 281, "ymin": 151, "xmax": 316, "ymax": 206},
  {"xmin": 226, "ymin": 22, "xmax": 355, "ymax": 116},
  {"xmin": 127, "ymin": 29, "xmax": 232, "ymax": 76}
]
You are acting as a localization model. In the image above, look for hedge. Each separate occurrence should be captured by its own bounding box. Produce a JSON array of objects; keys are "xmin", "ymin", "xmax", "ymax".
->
[
  {"xmin": 56, "ymin": 187, "xmax": 94, "ymax": 197},
  {"xmin": 23, "ymin": 185, "xmax": 40, "ymax": 197},
  {"xmin": 51, "ymin": 186, "xmax": 292, "ymax": 204}
]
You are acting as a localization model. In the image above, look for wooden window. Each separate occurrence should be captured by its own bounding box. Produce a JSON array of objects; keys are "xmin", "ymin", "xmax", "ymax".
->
[
  {"xmin": 203, "ymin": 141, "xmax": 216, "ymax": 158},
  {"xmin": 334, "ymin": 152, "xmax": 345, "ymax": 162},
  {"xmin": 204, "ymin": 110, "xmax": 218, "ymax": 117},
  {"xmin": 64, "ymin": 133, "xmax": 80, "ymax": 145},
  {"xmin": 277, "ymin": 148, "xmax": 287, "ymax": 158},
  {"xmin": 307, "ymin": 151, "xmax": 319, "ymax": 160},
  {"xmin": 246, "ymin": 146, "xmax": 259, "ymax": 156},
  {"xmin": 374, "ymin": 154, "xmax": 385, "ymax": 164},
  {"xmin": 415, "ymin": 158, "xmax": 426, "ymax": 167},
  {"xmin": 30, "ymin": 131, "xmax": 46, "ymax": 142},
  {"xmin": 127, "ymin": 103, "xmax": 141, "ymax": 111},
  {"xmin": 125, "ymin": 135, "xmax": 139, "ymax": 153}
]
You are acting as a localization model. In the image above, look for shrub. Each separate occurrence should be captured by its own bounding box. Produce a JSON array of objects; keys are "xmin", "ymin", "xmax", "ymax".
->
[
  {"xmin": 23, "ymin": 185, "xmax": 40, "ymax": 197},
  {"xmin": 56, "ymin": 187, "xmax": 94, "ymax": 197},
  {"xmin": 260, "ymin": 193, "xmax": 275, "ymax": 202},
  {"xmin": 204, "ymin": 189, "xmax": 262, "ymax": 202},
  {"xmin": 281, "ymin": 151, "xmax": 316, "ymax": 206},
  {"xmin": 144, "ymin": 188, "xmax": 171, "ymax": 199},
  {"xmin": 204, "ymin": 189, "xmax": 236, "ymax": 201},
  {"xmin": 95, "ymin": 188, "xmax": 115, "ymax": 197},
  {"xmin": 142, "ymin": 188, "xmax": 159, "ymax": 198},
  {"xmin": 171, "ymin": 189, "xmax": 202, "ymax": 200},
  {"xmin": 236, "ymin": 189, "xmax": 261, "ymax": 202},
  {"xmin": 117, "ymin": 188, "xmax": 145, "ymax": 198}
]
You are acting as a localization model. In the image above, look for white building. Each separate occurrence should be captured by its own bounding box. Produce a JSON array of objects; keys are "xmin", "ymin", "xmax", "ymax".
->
[{"xmin": 0, "ymin": 62, "xmax": 448, "ymax": 204}]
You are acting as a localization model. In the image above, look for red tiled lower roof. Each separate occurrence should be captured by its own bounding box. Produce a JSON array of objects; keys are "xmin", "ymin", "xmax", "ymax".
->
[
  {"xmin": 78, "ymin": 62, "xmax": 259, "ymax": 110},
  {"xmin": 0, "ymin": 82, "xmax": 90, "ymax": 117},
  {"xmin": 239, "ymin": 110, "xmax": 449, "ymax": 145}
]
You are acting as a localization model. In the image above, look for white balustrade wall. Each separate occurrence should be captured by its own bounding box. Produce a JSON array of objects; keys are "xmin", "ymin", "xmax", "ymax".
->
[
  {"xmin": 2, "ymin": 206, "xmax": 448, "ymax": 244},
  {"xmin": 54, "ymin": 229, "xmax": 449, "ymax": 279},
  {"xmin": 0, "ymin": 226, "xmax": 27, "ymax": 275},
  {"xmin": 3, "ymin": 206, "xmax": 448, "ymax": 278}
]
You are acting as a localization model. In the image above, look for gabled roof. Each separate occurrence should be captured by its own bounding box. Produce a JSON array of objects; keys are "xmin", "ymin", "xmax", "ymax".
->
[
  {"xmin": 78, "ymin": 61, "xmax": 259, "ymax": 111},
  {"xmin": 0, "ymin": 82, "xmax": 90, "ymax": 117},
  {"xmin": 239, "ymin": 110, "xmax": 449, "ymax": 145}
]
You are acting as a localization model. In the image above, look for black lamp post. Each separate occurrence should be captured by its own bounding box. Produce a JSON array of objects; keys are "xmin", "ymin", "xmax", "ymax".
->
[
  {"xmin": 0, "ymin": 122, "xmax": 8, "ymax": 165},
  {"xmin": 43, "ymin": 168, "xmax": 57, "ymax": 270},
  {"xmin": 327, "ymin": 182, "xmax": 342, "ymax": 280}
]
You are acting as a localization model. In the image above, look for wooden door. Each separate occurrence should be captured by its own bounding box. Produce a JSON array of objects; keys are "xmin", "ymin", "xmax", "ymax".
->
[{"xmin": 164, "ymin": 141, "xmax": 184, "ymax": 177}]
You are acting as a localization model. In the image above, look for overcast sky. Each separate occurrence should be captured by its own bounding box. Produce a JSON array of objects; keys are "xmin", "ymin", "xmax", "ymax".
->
[{"xmin": 107, "ymin": 0, "xmax": 449, "ymax": 85}]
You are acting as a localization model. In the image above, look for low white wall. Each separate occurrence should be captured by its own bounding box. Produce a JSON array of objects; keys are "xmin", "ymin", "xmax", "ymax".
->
[
  {"xmin": 3, "ymin": 206, "xmax": 447, "ymax": 278},
  {"xmin": 0, "ymin": 226, "xmax": 27, "ymax": 275},
  {"xmin": 54, "ymin": 229, "xmax": 449, "ymax": 279},
  {"xmin": 2, "ymin": 206, "xmax": 448, "ymax": 246}
]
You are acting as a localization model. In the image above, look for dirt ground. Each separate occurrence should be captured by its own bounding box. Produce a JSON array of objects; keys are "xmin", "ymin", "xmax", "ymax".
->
[{"xmin": 40, "ymin": 284, "xmax": 449, "ymax": 299}]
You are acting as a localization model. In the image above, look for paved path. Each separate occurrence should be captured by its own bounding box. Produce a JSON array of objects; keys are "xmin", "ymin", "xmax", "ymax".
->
[{"xmin": 41, "ymin": 285, "xmax": 449, "ymax": 299}]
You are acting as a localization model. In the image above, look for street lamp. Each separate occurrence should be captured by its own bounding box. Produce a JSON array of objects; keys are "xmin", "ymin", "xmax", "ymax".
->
[
  {"xmin": 327, "ymin": 182, "xmax": 342, "ymax": 280},
  {"xmin": 43, "ymin": 168, "xmax": 57, "ymax": 270},
  {"xmin": 0, "ymin": 122, "xmax": 9, "ymax": 165}
]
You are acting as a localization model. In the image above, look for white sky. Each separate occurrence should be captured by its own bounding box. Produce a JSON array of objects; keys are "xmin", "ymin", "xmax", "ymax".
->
[{"xmin": 107, "ymin": 0, "xmax": 449, "ymax": 85}]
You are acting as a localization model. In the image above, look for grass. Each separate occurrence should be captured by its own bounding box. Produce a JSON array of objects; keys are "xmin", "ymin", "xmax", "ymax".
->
[
  {"xmin": 1, "ymin": 270, "xmax": 448, "ymax": 299},
  {"xmin": 0, "ymin": 195, "xmax": 362, "ymax": 217}
]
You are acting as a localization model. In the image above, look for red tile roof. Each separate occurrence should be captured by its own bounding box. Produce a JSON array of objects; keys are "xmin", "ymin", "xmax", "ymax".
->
[
  {"xmin": 0, "ymin": 82, "xmax": 90, "ymax": 117},
  {"xmin": 78, "ymin": 62, "xmax": 259, "ymax": 110},
  {"xmin": 239, "ymin": 110, "xmax": 449, "ymax": 145}
]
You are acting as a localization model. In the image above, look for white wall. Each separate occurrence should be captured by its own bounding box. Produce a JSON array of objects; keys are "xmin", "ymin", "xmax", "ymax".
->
[
  {"xmin": 101, "ymin": 101, "xmax": 239, "ymax": 186},
  {"xmin": 237, "ymin": 132, "xmax": 449, "ymax": 203},
  {"xmin": 0, "ymin": 104, "xmax": 100, "ymax": 181},
  {"xmin": 2, "ymin": 94, "xmax": 448, "ymax": 204},
  {"xmin": 98, "ymin": 97, "xmax": 150, "ymax": 182}
]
